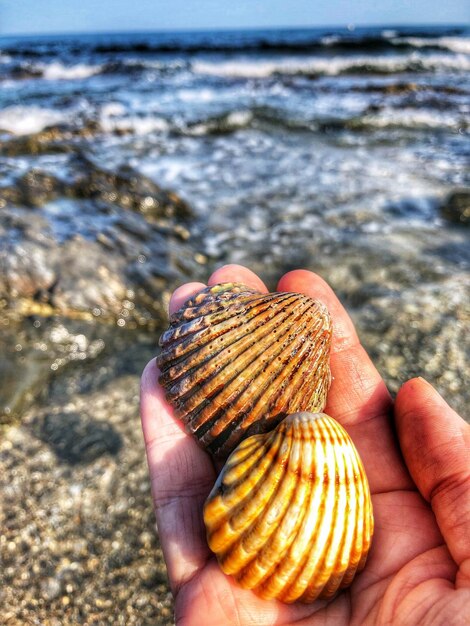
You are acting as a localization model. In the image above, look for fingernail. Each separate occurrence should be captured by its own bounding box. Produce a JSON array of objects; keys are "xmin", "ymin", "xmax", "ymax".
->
[{"xmin": 417, "ymin": 376, "xmax": 432, "ymax": 388}]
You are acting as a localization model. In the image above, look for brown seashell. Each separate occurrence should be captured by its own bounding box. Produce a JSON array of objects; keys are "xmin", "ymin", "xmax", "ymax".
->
[
  {"xmin": 157, "ymin": 283, "xmax": 332, "ymax": 457},
  {"xmin": 204, "ymin": 412, "xmax": 374, "ymax": 603}
]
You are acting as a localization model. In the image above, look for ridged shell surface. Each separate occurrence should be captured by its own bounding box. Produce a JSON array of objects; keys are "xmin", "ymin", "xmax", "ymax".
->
[
  {"xmin": 157, "ymin": 283, "xmax": 332, "ymax": 458},
  {"xmin": 204, "ymin": 412, "xmax": 374, "ymax": 603}
]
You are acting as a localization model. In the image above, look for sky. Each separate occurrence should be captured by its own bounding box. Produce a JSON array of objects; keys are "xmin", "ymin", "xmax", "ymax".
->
[{"xmin": 0, "ymin": 0, "xmax": 469, "ymax": 35}]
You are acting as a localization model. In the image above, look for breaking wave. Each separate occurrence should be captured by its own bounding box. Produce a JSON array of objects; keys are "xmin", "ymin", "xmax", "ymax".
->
[
  {"xmin": 0, "ymin": 105, "xmax": 71, "ymax": 135},
  {"xmin": 193, "ymin": 53, "xmax": 470, "ymax": 78}
]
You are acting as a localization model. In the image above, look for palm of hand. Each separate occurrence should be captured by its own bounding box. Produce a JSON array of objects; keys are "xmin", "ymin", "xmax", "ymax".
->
[{"xmin": 141, "ymin": 265, "xmax": 470, "ymax": 626}]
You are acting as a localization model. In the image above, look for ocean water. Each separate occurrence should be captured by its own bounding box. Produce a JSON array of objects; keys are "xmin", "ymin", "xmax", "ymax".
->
[{"xmin": 1, "ymin": 25, "xmax": 469, "ymax": 287}]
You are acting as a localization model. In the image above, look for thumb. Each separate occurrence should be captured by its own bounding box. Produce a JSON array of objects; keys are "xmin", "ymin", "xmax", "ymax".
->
[{"xmin": 395, "ymin": 377, "xmax": 470, "ymax": 586}]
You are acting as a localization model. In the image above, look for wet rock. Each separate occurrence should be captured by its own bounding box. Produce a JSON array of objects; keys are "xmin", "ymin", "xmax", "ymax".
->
[
  {"xmin": 440, "ymin": 189, "xmax": 470, "ymax": 226},
  {"xmin": 0, "ymin": 155, "xmax": 205, "ymax": 425},
  {"xmin": 0, "ymin": 123, "xmax": 99, "ymax": 157},
  {"xmin": 0, "ymin": 153, "xmax": 193, "ymax": 224},
  {"xmin": 17, "ymin": 169, "xmax": 65, "ymax": 207},
  {"xmin": 0, "ymin": 154, "xmax": 203, "ymax": 329},
  {"xmin": 0, "ymin": 201, "xmax": 203, "ymax": 326},
  {"xmin": 70, "ymin": 153, "xmax": 192, "ymax": 222},
  {"xmin": 0, "ymin": 208, "xmax": 57, "ymax": 296}
]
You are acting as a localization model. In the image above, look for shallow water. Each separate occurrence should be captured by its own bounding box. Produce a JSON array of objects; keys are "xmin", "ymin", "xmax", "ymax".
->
[{"xmin": 1, "ymin": 26, "xmax": 469, "ymax": 261}]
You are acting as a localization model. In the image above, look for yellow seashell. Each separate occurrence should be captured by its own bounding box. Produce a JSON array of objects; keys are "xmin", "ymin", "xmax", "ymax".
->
[
  {"xmin": 204, "ymin": 412, "xmax": 374, "ymax": 603},
  {"xmin": 157, "ymin": 283, "xmax": 332, "ymax": 458}
]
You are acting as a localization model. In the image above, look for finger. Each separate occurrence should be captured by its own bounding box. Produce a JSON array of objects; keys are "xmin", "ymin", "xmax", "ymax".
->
[
  {"xmin": 395, "ymin": 377, "xmax": 470, "ymax": 583},
  {"xmin": 140, "ymin": 358, "xmax": 217, "ymax": 594},
  {"xmin": 277, "ymin": 269, "xmax": 389, "ymax": 422},
  {"xmin": 208, "ymin": 264, "xmax": 269, "ymax": 293},
  {"xmin": 169, "ymin": 282, "xmax": 207, "ymax": 315},
  {"xmin": 277, "ymin": 270, "xmax": 412, "ymax": 493}
]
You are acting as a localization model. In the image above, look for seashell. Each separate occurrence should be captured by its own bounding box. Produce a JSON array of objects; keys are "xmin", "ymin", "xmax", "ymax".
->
[
  {"xmin": 204, "ymin": 412, "xmax": 374, "ymax": 604},
  {"xmin": 157, "ymin": 283, "xmax": 332, "ymax": 458}
]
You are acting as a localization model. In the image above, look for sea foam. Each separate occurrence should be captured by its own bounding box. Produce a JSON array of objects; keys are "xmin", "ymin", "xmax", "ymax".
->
[
  {"xmin": 41, "ymin": 62, "xmax": 102, "ymax": 80},
  {"xmin": 99, "ymin": 103, "xmax": 170, "ymax": 135},
  {"xmin": 193, "ymin": 52, "xmax": 470, "ymax": 78},
  {"xmin": 0, "ymin": 105, "xmax": 70, "ymax": 135},
  {"xmin": 393, "ymin": 36, "xmax": 470, "ymax": 54}
]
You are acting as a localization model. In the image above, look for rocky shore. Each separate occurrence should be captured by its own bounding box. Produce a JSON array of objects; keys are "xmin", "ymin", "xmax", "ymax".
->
[
  {"xmin": 0, "ymin": 155, "xmax": 206, "ymax": 624},
  {"xmin": 0, "ymin": 150, "xmax": 198, "ymax": 626},
  {"xmin": 0, "ymin": 154, "xmax": 209, "ymax": 422},
  {"xmin": 1, "ymin": 24, "xmax": 469, "ymax": 624},
  {"xmin": 0, "ymin": 154, "xmax": 468, "ymax": 623}
]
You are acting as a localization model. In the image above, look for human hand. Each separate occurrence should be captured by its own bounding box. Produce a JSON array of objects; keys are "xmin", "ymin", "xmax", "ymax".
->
[{"xmin": 140, "ymin": 264, "xmax": 470, "ymax": 625}]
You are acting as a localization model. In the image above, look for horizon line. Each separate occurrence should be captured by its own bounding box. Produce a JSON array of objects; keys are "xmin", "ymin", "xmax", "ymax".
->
[{"xmin": 0, "ymin": 21, "xmax": 466, "ymax": 39}]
